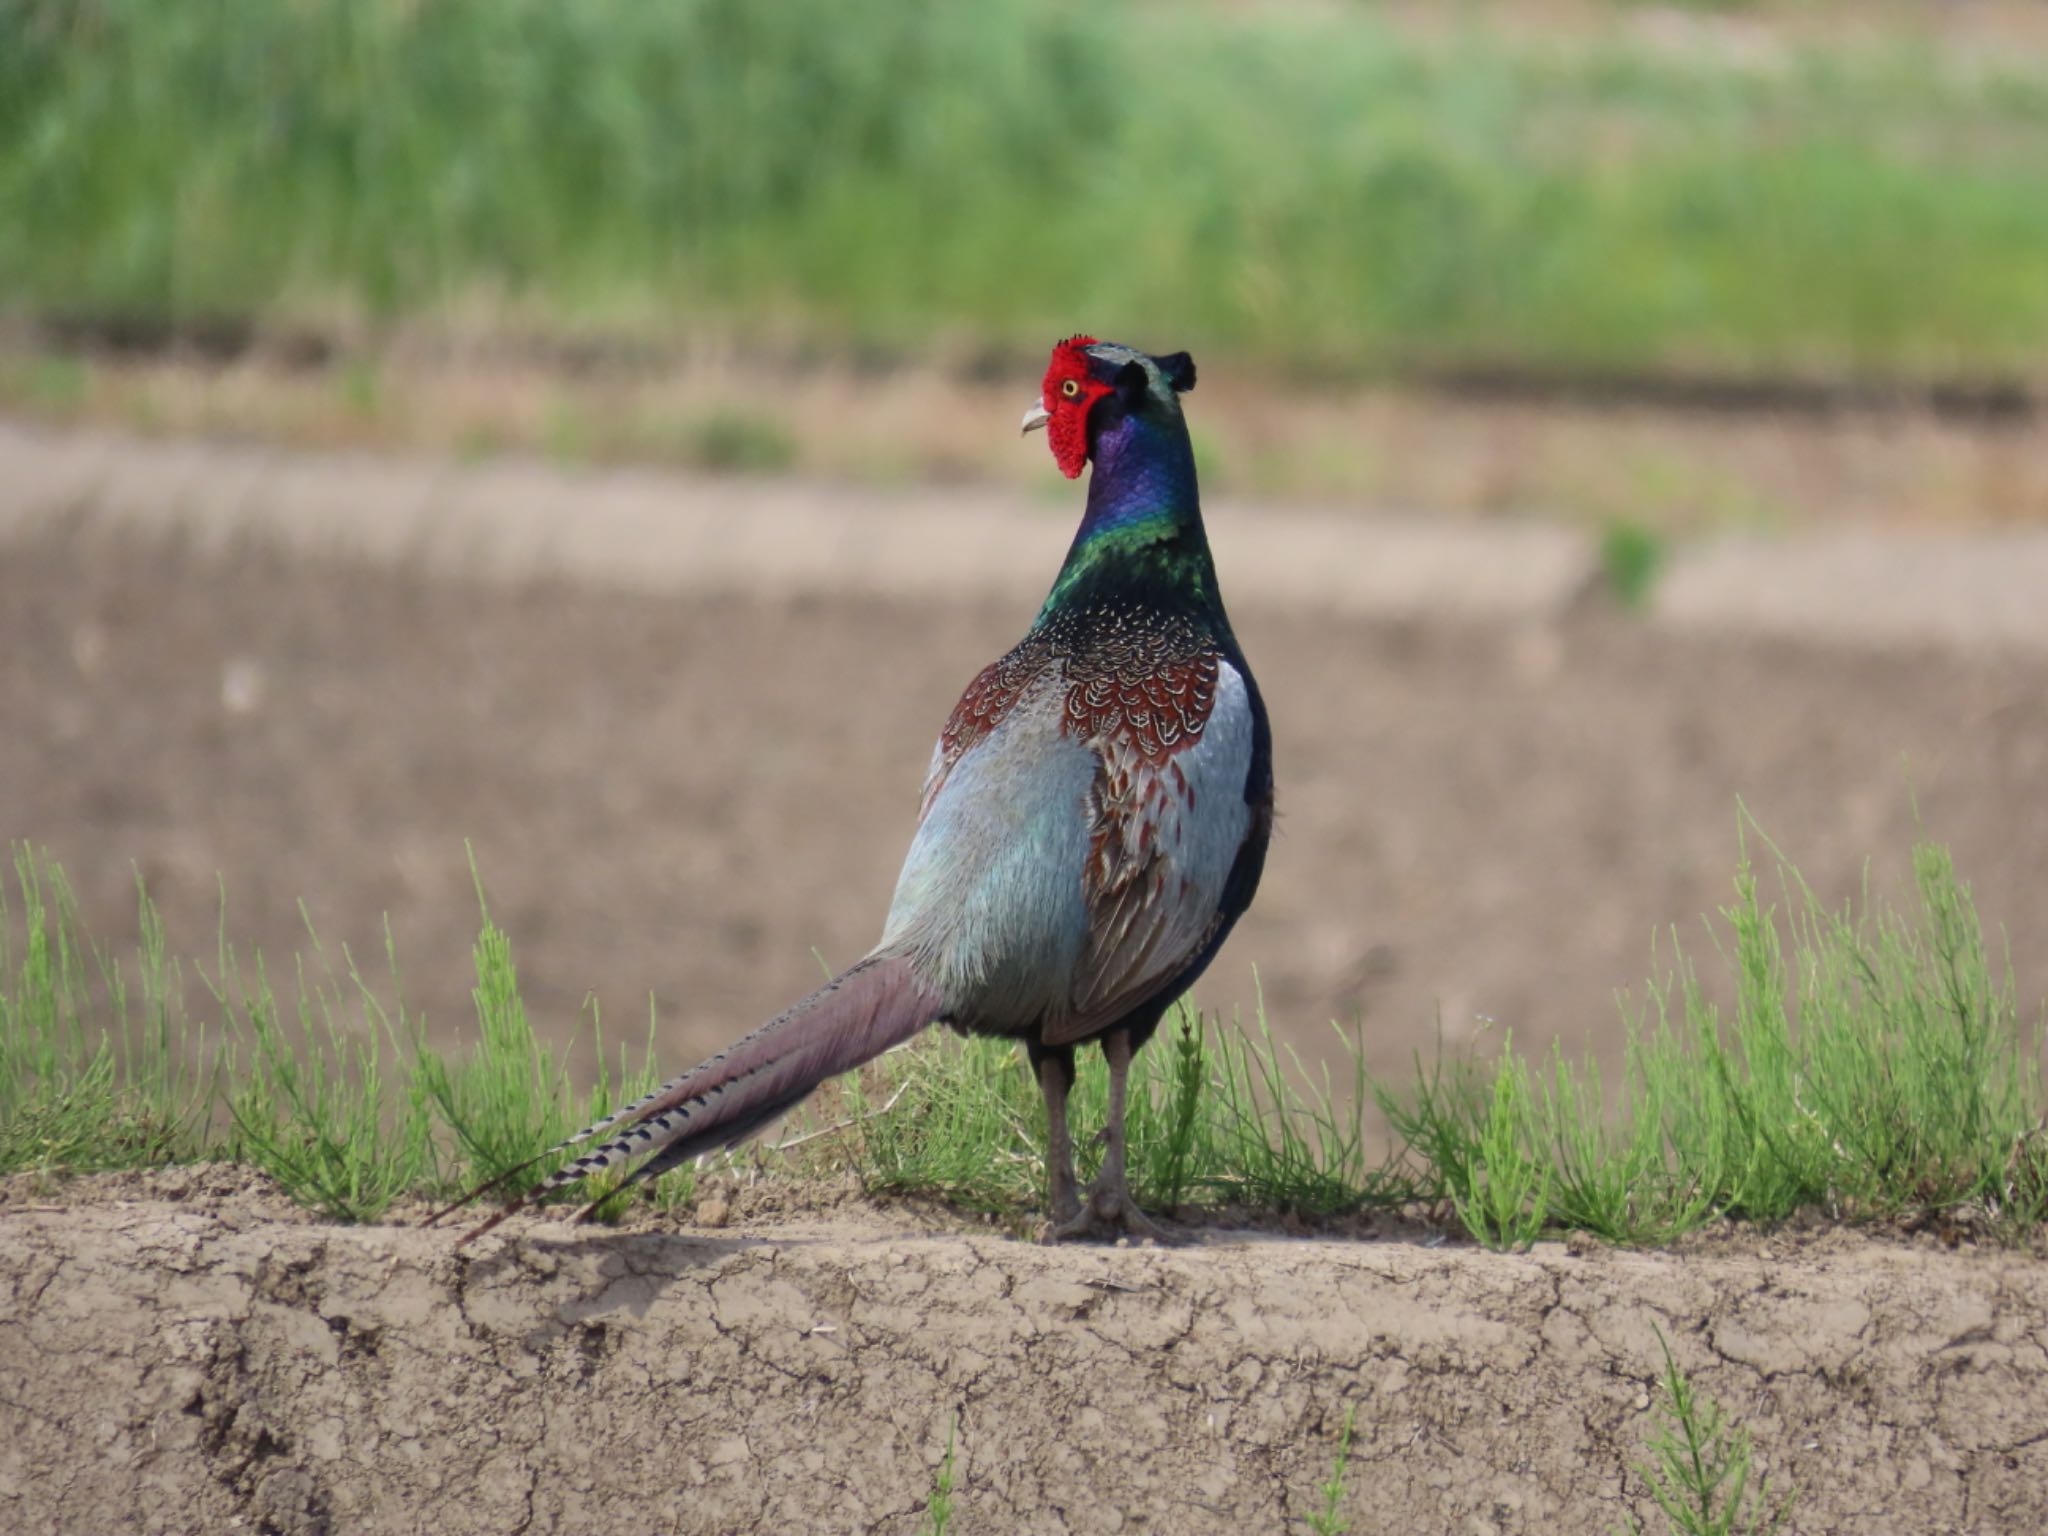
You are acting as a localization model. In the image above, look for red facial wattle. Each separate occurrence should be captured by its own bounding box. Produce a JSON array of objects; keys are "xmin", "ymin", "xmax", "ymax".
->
[{"xmin": 1038, "ymin": 335, "xmax": 1111, "ymax": 479}]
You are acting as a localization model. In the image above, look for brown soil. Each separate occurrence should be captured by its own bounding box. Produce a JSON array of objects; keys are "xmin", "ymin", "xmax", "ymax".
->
[{"xmin": 3, "ymin": 1168, "xmax": 2044, "ymax": 1534}]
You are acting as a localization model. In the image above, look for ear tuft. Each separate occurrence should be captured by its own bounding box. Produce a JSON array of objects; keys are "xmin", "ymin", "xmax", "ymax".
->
[
  {"xmin": 1113, "ymin": 359, "xmax": 1149, "ymax": 401},
  {"xmin": 1158, "ymin": 351, "xmax": 1196, "ymax": 393}
]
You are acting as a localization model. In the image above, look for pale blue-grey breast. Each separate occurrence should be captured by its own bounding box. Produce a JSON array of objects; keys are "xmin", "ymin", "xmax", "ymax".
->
[
  {"xmin": 880, "ymin": 659, "xmax": 1256, "ymax": 1037},
  {"xmin": 879, "ymin": 669, "xmax": 1096, "ymax": 1027}
]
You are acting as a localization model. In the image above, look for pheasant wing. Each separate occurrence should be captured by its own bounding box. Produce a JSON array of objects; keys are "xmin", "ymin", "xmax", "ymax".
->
[{"xmin": 1048, "ymin": 656, "xmax": 1257, "ymax": 1044}]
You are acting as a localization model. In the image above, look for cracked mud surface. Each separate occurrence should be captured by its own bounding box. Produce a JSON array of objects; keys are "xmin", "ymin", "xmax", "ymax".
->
[{"xmin": 4, "ymin": 1171, "xmax": 2046, "ymax": 1534}]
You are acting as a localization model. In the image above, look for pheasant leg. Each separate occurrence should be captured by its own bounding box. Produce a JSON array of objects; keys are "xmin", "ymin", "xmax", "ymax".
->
[
  {"xmin": 1036, "ymin": 1049, "xmax": 1083, "ymax": 1230},
  {"xmin": 1049, "ymin": 1028, "xmax": 1171, "ymax": 1244}
]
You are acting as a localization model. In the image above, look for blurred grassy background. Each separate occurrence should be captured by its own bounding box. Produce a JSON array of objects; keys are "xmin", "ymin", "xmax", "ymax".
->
[{"xmin": 5, "ymin": 0, "xmax": 2048, "ymax": 390}]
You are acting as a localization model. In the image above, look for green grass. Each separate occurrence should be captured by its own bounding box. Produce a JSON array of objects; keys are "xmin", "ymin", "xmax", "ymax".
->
[
  {"xmin": 0, "ymin": 857, "xmax": 210, "ymax": 1174},
  {"xmin": 1304, "ymin": 1405, "xmax": 1359, "ymax": 1536},
  {"xmin": 1601, "ymin": 521, "xmax": 1668, "ymax": 610},
  {"xmin": 677, "ymin": 411, "xmax": 799, "ymax": 474},
  {"xmin": 924, "ymin": 1414, "xmax": 958, "ymax": 1536},
  {"xmin": 211, "ymin": 927, "xmax": 436, "ymax": 1224},
  {"xmin": 2, "ymin": 824, "xmax": 2044, "ymax": 1245},
  {"xmin": 816, "ymin": 998, "xmax": 1406, "ymax": 1222},
  {"xmin": 1381, "ymin": 830, "xmax": 2048, "ymax": 1247},
  {"xmin": 1621, "ymin": 1329, "xmax": 1796, "ymax": 1536},
  {"xmin": 5, "ymin": 2, "xmax": 2048, "ymax": 388},
  {"xmin": 0, "ymin": 847, "xmax": 687, "ymax": 1221}
]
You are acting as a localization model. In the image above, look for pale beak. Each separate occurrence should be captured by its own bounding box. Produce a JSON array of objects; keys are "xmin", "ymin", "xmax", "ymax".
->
[{"xmin": 1020, "ymin": 400, "xmax": 1051, "ymax": 436}]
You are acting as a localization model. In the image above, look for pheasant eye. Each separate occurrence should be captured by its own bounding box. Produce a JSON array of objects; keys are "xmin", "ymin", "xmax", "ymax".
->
[{"xmin": 1060, "ymin": 378, "xmax": 1082, "ymax": 399}]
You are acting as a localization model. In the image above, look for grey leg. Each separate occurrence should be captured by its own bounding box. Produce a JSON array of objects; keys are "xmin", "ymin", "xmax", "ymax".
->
[
  {"xmin": 1049, "ymin": 1028, "xmax": 1170, "ymax": 1244},
  {"xmin": 1037, "ymin": 1049, "xmax": 1082, "ymax": 1230}
]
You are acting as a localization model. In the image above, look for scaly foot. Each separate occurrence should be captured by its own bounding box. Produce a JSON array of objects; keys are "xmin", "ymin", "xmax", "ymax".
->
[
  {"xmin": 1043, "ymin": 1179, "xmax": 1176, "ymax": 1245},
  {"xmin": 1042, "ymin": 1181, "xmax": 1084, "ymax": 1234}
]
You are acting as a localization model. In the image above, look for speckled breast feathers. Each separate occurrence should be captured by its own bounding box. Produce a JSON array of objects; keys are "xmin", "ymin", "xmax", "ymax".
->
[{"xmin": 885, "ymin": 608, "xmax": 1254, "ymax": 1043}]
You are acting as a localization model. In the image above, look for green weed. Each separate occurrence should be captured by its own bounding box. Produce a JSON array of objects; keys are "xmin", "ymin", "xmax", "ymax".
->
[
  {"xmin": 1, "ymin": 822, "xmax": 2042, "ymax": 1246},
  {"xmin": 925, "ymin": 1414, "xmax": 959, "ymax": 1536},
  {"xmin": 803, "ymin": 1002, "xmax": 1417, "ymax": 1226},
  {"xmin": 1375, "ymin": 819, "xmax": 2048, "ymax": 1245},
  {"xmin": 335, "ymin": 358, "xmax": 382, "ymax": 418},
  {"xmin": 1305, "ymin": 1404, "xmax": 1359, "ymax": 1536},
  {"xmin": 1194, "ymin": 1005, "xmax": 1405, "ymax": 1216},
  {"xmin": 1601, "ymin": 522, "xmax": 1667, "ymax": 610},
  {"xmin": 10, "ymin": 356, "xmax": 91, "ymax": 411},
  {"xmin": 1621, "ymin": 1329, "xmax": 1796, "ymax": 1536},
  {"xmin": 413, "ymin": 883, "xmax": 685, "ymax": 1215},
  {"xmin": 680, "ymin": 411, "xmax": 797, "ymax": 474},
  {"xmin": 1452, "ymin": 1045, "xmax": 1553, "ymax": 1251},
  {"xmin": 0, "ymin": 846, "xmax": 689, "ymax": 1218},
  {"xmin": 210, "ymin": 915, "xmax": 433, "ymax": 1222},
  {"xmin": 0, "ymin": 853, "xmax": 211, "ymax": 1175}
]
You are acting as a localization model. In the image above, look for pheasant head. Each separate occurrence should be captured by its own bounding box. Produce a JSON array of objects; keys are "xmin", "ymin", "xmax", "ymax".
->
[{"xmin": 1021, "ymin": 336, "xmax": 1197, "ymax": 479}]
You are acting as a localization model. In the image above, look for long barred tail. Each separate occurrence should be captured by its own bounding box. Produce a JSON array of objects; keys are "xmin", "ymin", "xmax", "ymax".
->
[
  {"xmin": 431, "ymin": 952, "xmax": 940, "ymax": 1244},
  {"xmin": 420, "ymin": 1073, "xmax": 710, "ymax": 1229}
]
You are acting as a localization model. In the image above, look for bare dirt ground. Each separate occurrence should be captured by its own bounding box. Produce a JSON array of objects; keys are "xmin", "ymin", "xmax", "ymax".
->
[{"xmin": 3, "ymin": 1168, "xmax": 2045, "ymax": 1535}]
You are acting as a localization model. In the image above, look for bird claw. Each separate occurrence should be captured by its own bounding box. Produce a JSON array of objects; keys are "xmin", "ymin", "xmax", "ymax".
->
[{"xmin": 1041, "ymin": 1184, "xmax": 1176, "ymax": 1245}]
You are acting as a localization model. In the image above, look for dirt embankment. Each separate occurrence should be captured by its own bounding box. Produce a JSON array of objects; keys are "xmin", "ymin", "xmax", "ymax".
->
[{"xmin": 2, "ymin": 1172, "xmax": 2044, "ymax": 1535}]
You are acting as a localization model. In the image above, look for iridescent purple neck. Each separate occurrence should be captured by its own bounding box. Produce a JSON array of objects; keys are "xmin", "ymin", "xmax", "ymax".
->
[
  {"xmin": 1078, "ymin": 409, "xmax": 1202, "ymax": 540},
  {"xmin": 1039, "ymin": 406, "xmax": 1221, "ymax": 620}
]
